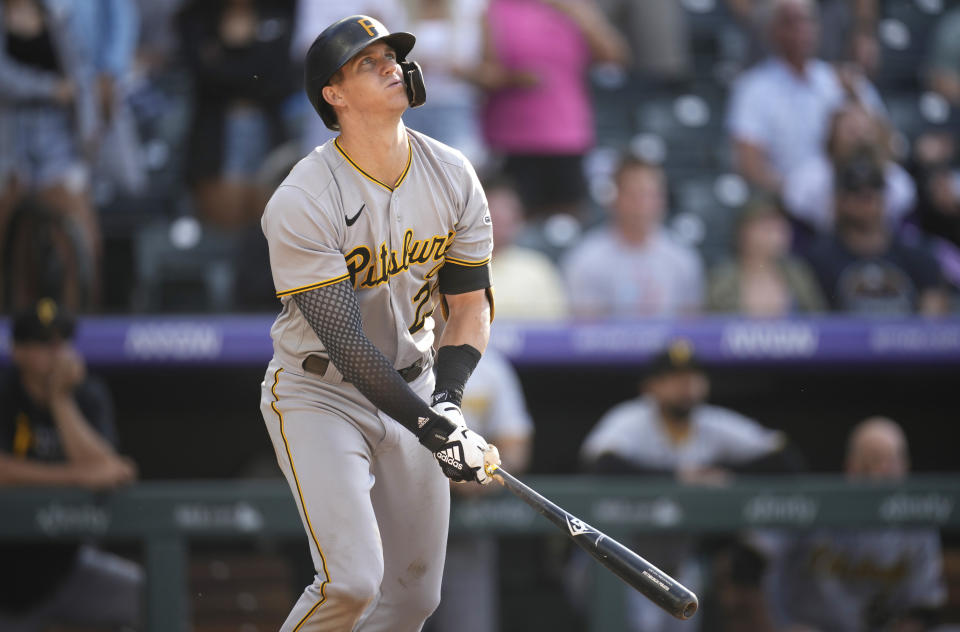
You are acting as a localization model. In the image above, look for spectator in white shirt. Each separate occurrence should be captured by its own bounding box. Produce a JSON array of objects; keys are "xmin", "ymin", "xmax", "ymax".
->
[
  {"xmin": 561, "ymin": 156, "xmax": 703, "ymax": 319},
  {"xmin": 725, "ymin": 0, "xmax": 884, "ymax": 195}
]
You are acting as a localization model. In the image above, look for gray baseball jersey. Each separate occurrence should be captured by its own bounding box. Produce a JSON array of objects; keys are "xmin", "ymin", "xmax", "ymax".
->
[
  {"xmin": 580, "ymin": 398, "xmax": 784, "ymax": 632},
  {"xmin": 580, "ymin": 397, "xmax": 783, "ymax": 469},
  {"xmin": 765, "ymin": 528, "xmax": 946, "ymax": 631},
  {"xmin": 259, "ymin": 127, "xmax": 493, "ymax": 631},
  {"xmin": 262, "ymin": 128, "xmax": 493, "ymax": 378}
]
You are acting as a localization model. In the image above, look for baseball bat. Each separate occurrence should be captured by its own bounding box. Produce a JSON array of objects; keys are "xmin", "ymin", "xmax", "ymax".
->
[{"xmin": 484, "ymin": 464, "xmax": 698, "ymax": 620}]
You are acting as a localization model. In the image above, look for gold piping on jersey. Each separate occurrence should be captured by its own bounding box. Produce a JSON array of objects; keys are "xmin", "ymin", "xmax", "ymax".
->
[
  {"xmin": 275, "ymin": 273, "xmax": 351, "ymax": 298},
  {"xmin": 444, "ymin": 255, "xmax": 490, "ymax": 268},
  {"xmin": 270, "ymin": 368, "xmax": 331, "ymax": 628},
  {"xmin": 334, "ymin": 137, "xmax": 412, "ymax": 191}
]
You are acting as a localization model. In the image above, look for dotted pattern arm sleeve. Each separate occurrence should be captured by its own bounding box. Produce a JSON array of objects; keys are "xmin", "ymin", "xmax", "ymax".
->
[{"xmin": 292, "ymin": 281, "xmax": 455, "ymax": 451}]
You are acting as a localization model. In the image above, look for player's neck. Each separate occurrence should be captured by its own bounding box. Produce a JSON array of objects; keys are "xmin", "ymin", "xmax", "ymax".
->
[{"xmin": 337, "ymin": 122, "xmax": 409, "ymax": 187}]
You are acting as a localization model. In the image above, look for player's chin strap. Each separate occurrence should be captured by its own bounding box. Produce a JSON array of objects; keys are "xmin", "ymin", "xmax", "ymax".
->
[{"xmin": 401, "ymin": 60, "xmax": 426, "ymax": 108}]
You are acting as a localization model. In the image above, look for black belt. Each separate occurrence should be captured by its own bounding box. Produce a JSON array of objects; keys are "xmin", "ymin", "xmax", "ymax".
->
[{"xmin": 302, "ymin": 355, "xmax": 424, "ymax": 383}]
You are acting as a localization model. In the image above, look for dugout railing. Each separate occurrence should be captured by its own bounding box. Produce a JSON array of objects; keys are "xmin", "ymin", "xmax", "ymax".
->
[{"xmin": 1, "ymin": 475, "xmax": 959, "ymax": 631}]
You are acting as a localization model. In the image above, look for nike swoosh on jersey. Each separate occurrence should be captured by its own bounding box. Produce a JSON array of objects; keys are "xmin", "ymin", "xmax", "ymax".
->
[{"xmin": 345, "ymin": 204, "xmax": 366, "ymax": 226}]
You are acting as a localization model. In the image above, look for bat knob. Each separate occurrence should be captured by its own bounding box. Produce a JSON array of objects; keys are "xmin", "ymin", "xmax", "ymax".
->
[{"xmin": 483, "ymin": 445, "xmax": 501, "ymax": 477}]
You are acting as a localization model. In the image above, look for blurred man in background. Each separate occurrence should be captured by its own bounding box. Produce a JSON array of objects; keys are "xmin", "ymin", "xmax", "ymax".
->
[
  {"xmin": 763, "ymin": 417, "xmax": 947, "ymax": 632},
  {"xmin": 725, "ymin": 0, "xmax": 884, "ymax": 195},
  {"xmin": 562, "ymin": 156, "xmax": 704, "ymax": 319},
  {"xmin": 0, "ymin": 298, "xmax": 141, "ymax": 631},
  {"xmin": 579, "ymin": 339, "xmax": 800, "ymax": 632},
  {"xmin": 805, "ymin": 151, "xmax": 950, "ymax": 316}
]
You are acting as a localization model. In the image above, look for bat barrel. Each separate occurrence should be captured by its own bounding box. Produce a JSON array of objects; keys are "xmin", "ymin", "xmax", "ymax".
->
[
  {"xmin": 592, "ymin": 535, "xmax": 698, "ymax": 619},
  {"xmin": 490, "ymin": 466, "xmax": 698, "ymax": 621}
]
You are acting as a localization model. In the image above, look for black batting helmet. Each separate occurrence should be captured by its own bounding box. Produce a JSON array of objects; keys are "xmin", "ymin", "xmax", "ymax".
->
[{"xmin": 305, "ymin": 15, "xmax": 424, "ymax": 131}]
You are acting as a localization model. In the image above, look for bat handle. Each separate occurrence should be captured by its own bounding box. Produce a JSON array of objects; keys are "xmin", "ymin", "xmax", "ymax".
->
[{"xmin": 485, "ymin": 462, "xmax": 506, "ymax": 484}]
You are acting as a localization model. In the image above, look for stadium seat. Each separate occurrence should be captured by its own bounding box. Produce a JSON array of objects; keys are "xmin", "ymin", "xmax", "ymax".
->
[
  {"xmin": 673, "ymin": 172, "xmax": 748, "ymax": 265},
  {"xmin": 133, "ymin": 218, "xmax": 240, "ymax": 312}
]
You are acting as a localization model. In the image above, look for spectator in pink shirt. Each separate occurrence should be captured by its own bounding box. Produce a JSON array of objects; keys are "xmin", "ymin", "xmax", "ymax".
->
[{"xmin": 471, "ymin": 0, "xmax": 627, "ymax": 221}]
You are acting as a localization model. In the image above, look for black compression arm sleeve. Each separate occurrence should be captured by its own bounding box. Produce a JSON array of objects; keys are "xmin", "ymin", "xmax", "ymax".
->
[{"xmin": 292, "ymin": 282, "xmax": 455, "ymax": 450}]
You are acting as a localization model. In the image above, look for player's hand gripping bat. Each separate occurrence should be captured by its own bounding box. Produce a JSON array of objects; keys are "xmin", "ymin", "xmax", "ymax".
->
[{"xmin": 484, "ymin": 463, "xmax": 698, "ymax": 620}]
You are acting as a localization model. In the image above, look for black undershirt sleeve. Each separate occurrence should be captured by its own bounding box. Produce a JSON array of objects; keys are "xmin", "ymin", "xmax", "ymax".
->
[{"xmin": 292, "ymin": 281, "xmax": 454, "ymax": 450}]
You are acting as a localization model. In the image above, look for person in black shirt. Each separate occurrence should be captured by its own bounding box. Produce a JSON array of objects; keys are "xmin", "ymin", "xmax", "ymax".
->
[
  {"xmin": 805, "ymin": 150, "xmax": 951, "ymax": 315},
  {"xmin": 0, "ymin": 298, "xmax": 141, "ymax": 631}
]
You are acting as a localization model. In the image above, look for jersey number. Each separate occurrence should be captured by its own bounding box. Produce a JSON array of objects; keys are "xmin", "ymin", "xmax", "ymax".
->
[{"xmin": 409, "ymin": 280, "xmax": 433, "ymax": 335}]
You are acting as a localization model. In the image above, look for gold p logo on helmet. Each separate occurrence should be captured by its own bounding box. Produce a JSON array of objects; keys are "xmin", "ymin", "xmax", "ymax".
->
[
  {"xmin": 37, "ymin": 297, "xmax": 57, "ymax": 326},
  {"xmin": 357, "ymin": 18, "xmax": 378, "ymax": 37},
  {"xmin": 668, "ymin": 339, "xmax": 694, "ymax": 366}
]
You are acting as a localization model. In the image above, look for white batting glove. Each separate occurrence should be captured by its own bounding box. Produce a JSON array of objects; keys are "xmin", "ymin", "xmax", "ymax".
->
[{"xmin": 430, "ymin": 402, "xmax": 499, "ymax": 484}]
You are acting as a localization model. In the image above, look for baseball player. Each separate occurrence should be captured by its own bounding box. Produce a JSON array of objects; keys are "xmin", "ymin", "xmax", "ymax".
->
[
  {"xmin": 258, "ymin": 15, "xmax": 499, "ymax": 632},
  {"xmin": 763, "ymin": 418, "xmax": 946, "ymax": 631}
]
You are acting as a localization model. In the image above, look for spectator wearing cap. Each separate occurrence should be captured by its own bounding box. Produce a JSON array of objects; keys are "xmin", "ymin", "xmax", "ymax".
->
[
  {"xmin": 804, "ymin": 151, "xmax": 951, "ymax": 316},
  {"xmin": 0, "ymin": 298, "xmax": 142, "ymax": 630},
  {"xmin": 581, "ymin": 339, "xmax": 798, "ymax": 480},
  {"xmin": 578, "ymin": 339, "xmax": 801, "ymax": 632},
  {"xmin": 708, "ymin": 193, "xmax": 825, "ymax": 317},
  {"xmin": 561, "ymin": 156, "xmax": 704, "ymax": 319}
]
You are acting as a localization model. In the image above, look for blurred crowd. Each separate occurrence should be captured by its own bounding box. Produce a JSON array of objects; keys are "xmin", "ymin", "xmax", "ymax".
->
[
  {"xmin": 2, "ymin": 0, "xmax": 960, "ymax": 630},
  {"xmin": 0, "ymin": 0, "xmax": 958, "ymax": 318}
]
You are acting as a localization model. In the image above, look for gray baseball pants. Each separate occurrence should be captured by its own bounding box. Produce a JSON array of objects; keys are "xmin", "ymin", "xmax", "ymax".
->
[{"xmin": 261, "ymin": 359, "xmax": 450, "ymax": 632}]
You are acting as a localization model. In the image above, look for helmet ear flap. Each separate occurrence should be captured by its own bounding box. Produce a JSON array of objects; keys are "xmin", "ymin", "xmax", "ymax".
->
[{"xmin": 401, "ymin": 60, "xmax": 426, "ymax": 108}]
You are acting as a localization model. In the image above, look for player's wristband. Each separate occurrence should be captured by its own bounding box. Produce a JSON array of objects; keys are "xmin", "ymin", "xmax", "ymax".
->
[
  {"xmin": 431, "ymin": 344, "xmax": 482, "ymax": 407},
  {"xmin": 417, "ymin": 412, "xmax": 458, "ymax": 452}
]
